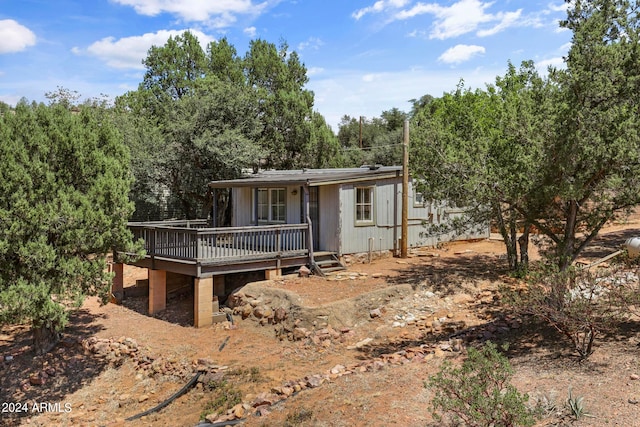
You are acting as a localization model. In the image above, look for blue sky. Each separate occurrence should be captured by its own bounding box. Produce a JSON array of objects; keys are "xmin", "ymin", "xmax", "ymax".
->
[{"xmin": 0, "ymin": 0, "xmax": 571, "ymax": 130}]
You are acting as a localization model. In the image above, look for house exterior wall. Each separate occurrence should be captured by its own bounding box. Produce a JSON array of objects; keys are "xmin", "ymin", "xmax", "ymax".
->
[
  {"xmin": 232, "ymin": 187, "xmax": 252, "ymax": 226},
  {"xmin": 338, "ymin": 180, "xmax": 398, "ymax": 255},
  {"xmin": 318, "ymin": 185, "xmax": 340, "ymax": 253},
  {"xmin": 337, "ymin": 178, "xmax": 489, "ymax": 255},
  {"xmin": 231, "ymin": 185, "xmax": 301, "ymax": 226},
  {"xmin": 231, "ymin": 177, "xmax": 489, "ymax": 255}
]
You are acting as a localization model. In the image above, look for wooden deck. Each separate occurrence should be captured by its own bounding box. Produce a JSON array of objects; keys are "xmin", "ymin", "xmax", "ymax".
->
[{"xmin": 125, "ymin": 221, "xmax": 311, "ymax": 277}]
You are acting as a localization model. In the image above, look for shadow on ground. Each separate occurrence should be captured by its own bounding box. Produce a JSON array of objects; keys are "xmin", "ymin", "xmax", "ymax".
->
[
  {"xmin": 578, "ymin": 227, "xmax": 640, "ymax": 259},
  {"xmin": 0, "ymin": 309, "xmax": 107, "ymax": 426},
  {"xmin": 386, "ymin": 254, "xmax": 509, "ymax": 294},
  {"xmin": 119, "ymin": 288, "xmax": 195, "ymax": 327}
]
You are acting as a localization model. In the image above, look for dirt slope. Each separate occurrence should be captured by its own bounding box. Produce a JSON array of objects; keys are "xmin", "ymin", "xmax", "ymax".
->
[{"xmin": 1, "ymin": 213, "xmax": 640, "ymax": 427}]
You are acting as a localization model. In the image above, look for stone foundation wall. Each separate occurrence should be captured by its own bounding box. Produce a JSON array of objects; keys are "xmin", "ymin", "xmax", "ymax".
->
[{"xmin": 342, "ymin": 250, "xmax": 393, "ymax": 266}]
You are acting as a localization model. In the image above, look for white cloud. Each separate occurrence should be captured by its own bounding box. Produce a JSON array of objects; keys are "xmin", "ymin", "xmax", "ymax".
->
[
  {"xmin": 476, "ymin": 10, "xmax": 522, "ymax": 37},
  {"xmin": 546, "ymin": 1, "xmax": 569, "ymax": 13},
  {"xmin": 77, "ymin": 29, "xmax": 215, "ymax": 70},
  {"xmin": 244, "ymin": 26, "xmax": 257, "ymax": 37},
  {"xmin": 393, "ymin": 0, "xmax": 525, "ymax": 40},
  {"xmin": 297, "ymin": 37, "xmax": 324, "ymax": 51},
  {"xmin": 407, "ymin": 29, "xmax": 428, "ymax": 38},
  {"xmin": 536, "ymin": 56, "xmax": 564, "ymax": 71},
  {"xmin": 0, "ymin": 94, "xmax": 23, "ymax": 105},
  {"xmin": 307, "ymin": 67, "xmax": 324, "ymax": 76},
  {"xmin": 362, "ymin": 73, "xmax": 381, "ymax": 82},
  {"xmin": 112, "ymin": 0, "xmax": 269, "ymax": 22},
  {"xmin": 0, "ymin": 20, "xmax": 36, "ymax": 54},
  {"xmin": 352, "ymin": 0, "xmax": 410, "ymax": 20},
  {"xmin": 438, "ymin": 44, "xmax": 485, "ymax": 64}
]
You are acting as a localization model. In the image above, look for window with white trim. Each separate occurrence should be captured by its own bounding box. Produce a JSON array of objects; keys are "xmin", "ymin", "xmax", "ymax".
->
[
  {"xmin": 355, "ymin": 186, "xmax": 374, "ymax": 225},
  {"xmin": 257, "ymin": 188, "xmax": 286, "ymax": 223}
]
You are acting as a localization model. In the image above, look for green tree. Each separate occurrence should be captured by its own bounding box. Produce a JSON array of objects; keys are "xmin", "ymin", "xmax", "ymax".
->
[
  {"xmin": 525, "ymin": 0, "xmax": 640, "ymax": 270},
  {"xmin": 113, "ymin": 95, "xmax": 169, "ymax": 220},
  {"xmin": 141, "ymin": 31, "xmax": 205, "ymax": 102},
  {"xmin": 412, "ymin": 64, "xmax": 550, "ymax": 272},
  {"xmin": 164, "ymin": 79, "xmax": 263, "ymax": 218},
  {"xmin": 304, "ymin": 111, "xmax": 343, "ymax": 168},
  {"xmin": 122, "ymin": 32, "xmax": 331, "ymax": 220},
  {"xmin": 0, "ymin": 101, "xmax": 140, "ymax": 354},
  {"xmin": 337, "ymin": 110, "xmax": 407, "ymax": 167},
  {"xmin": 245, "ymin": 39, "xmax": 315, "ymax": 169},
  {"xmin": 205, "ymin": 37, "xmax": 245, "ymax": 85}
]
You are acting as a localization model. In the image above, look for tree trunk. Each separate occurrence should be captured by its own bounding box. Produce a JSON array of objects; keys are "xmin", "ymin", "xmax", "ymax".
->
[
  {"xmin": 32, "ymin": 322, "xmax": 61, "ymax": 355},
  {"xmin": 518, "ymin": 223, "xmax": 531, "ymax": 270},
  {"xmin": 509, "ymin": 216, "xmax": 519, "ymax": 270},
  {"xmin": 558, "ymin": 200, "xmax": 579, "ymax": 271},
  {"xmin": 496, "ymin": 204, "xmax": 518, "ymax": 270}
]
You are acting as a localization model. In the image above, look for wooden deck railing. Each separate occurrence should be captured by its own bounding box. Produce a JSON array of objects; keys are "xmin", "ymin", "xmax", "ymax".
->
[{"xmin": 128, "ymin": 222, "xmax": 309, "ymax": 264}]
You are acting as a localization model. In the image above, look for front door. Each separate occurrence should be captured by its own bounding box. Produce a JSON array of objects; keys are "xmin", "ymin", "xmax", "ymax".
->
[{"xmin": 301, "ymin": 186, "xmax": 320, "ymax": 251}]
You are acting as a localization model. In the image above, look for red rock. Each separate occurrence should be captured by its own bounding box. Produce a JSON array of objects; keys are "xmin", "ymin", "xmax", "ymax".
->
[{"xmin": 29, "ymin": 374, "xmax": 45, "ymax": 386}]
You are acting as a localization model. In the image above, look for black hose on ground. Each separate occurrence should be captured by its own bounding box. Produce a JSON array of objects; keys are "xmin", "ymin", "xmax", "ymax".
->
[
  {"xmin": 218, "ymin": 336, "xmax": 230, "ymax": 352},
  {"xmin": 125, "ymin": 371, "xmax": 202, "ymax": 421},
  {"xmin": 196, "ymin": 419, "xmax": 244, "ymax": 427}
]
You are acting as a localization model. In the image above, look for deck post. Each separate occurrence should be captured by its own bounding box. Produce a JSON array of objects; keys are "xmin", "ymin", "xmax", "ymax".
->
[
  {"xmin": 111, "ymin": 262, "xmax": 124, "ymax": 304},
  {"xmin": 148, "ymin": 269, "xmax": 167, "ymax": 314},
  {"xmin": 149, "ymin": 228, "xmax": 156, "ymax": 270},
  {"xmin": 194, "ymin": 277, "xmax": 214, "ymax": 328},
  {"xmin": 211, "ymin": 188, "xmax": 218, "ymax": 227},
  {"xmin": 196, "ymin": 231, "xmax": 202, "ymax": 260},
  {"xmin": 303, "ymin": 183, "xmax": 315, "ymax": 267},
  {"xmin": 265, "ymin": 269, "xmax": 282, "ymax": 280}
]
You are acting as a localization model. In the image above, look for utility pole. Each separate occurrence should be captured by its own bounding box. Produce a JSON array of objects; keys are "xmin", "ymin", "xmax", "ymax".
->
[
  {"xmin": 359, "ymin": 116, "xmax": 363, "ymax": 149},
  {"xmin": 401, "ymin": 119, "xmax": 409, "ymax": 258}
]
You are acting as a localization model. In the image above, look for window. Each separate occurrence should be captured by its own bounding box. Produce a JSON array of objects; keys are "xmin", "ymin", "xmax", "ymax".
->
[
  {"xmin": 355, "ymin": 187, "xmax": 374, "ymax": 225},
  {"xmin": 414, "ymin": 189, "xmax": 426, "ymax": 207},
  {"xmin": 257, "ymin": 188, "xmax": 286, "ymax": 223}
]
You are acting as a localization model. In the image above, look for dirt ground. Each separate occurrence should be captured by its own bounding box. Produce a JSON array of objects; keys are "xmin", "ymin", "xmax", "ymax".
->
[{"xmin": 2, "ymin": 212, "xmax": 640, "ymax": 427}]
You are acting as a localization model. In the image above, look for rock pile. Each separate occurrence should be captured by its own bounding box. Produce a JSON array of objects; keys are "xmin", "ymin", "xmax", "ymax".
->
[
  {"xmin": 276, "ymin": 321, "xmax": 356, "ymax": 345},
  {"xmin": 204, "ymin": 341, "xmax": 457, "ymax": 425},
  {"xmin": 82, "ymin": 337, "xmax": 211, "ymax": 382},
  {"xmin": 227, "ymin": 290, "xmax": 289, "ymax": 326}
]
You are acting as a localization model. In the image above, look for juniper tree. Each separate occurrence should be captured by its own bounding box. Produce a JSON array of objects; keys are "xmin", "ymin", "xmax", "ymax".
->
[{"xmin": 0, "ymin": 101, "xmax": 140, "ymax": 354}]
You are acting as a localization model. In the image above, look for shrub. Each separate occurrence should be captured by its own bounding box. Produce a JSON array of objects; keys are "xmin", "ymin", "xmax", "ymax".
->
[
  {"xmin": 427, "ymin": 342, "xmax": 534, "ymax": 427},
  {"xmin": 506, "ymin": 265, "xmax": 634, "ymax": 359},
  {"xmin": 200, "ymin": 379, "xmax": 243, "ymax": 420}
]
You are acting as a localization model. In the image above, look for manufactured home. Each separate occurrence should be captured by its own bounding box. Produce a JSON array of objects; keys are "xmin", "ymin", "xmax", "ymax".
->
[
  {"xmin": 115, "ymin": 166, "xmax": 488, "ymax": 327},
  {"xmin": 209, "ymin": 165, "xmax": 486, "ymax": 257}
]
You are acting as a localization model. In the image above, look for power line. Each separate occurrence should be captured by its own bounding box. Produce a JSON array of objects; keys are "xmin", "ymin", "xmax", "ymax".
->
[{"xmin": 340, "ymin": 143, "xmax": 401, "ymax": 152}]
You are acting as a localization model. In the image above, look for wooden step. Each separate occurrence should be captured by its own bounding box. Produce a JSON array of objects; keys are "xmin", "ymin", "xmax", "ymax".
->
[
  {"xmin": 315, "ymin": 259, "xmax": 339, "ymax": 266},
  {"xmin": 320, "ymin": 266, "xmax": 347, "ymax": 273}
]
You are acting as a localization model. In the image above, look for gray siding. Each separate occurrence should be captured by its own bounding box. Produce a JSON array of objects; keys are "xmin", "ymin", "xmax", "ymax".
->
[
  {"xmin": 232, "ymin": 187, "xmax": 252, "ymax": 226},
  {"xmin": 339, "ymin": 180, "xmax": 398, "ymax": 254},
  {"xmin": 318, "ymin": 185, "xmax": 340, "ymax": 252},
  {"xmin": 232, "ymin": 186, "xmax": 301, "ymax": 226},
  {"xmin": 338, "ymin": 178, "xmax": 489, "ymax": 255},
  {"xmin": 231, "ymin": 178, "xmax": 489, "ymax": 255}
]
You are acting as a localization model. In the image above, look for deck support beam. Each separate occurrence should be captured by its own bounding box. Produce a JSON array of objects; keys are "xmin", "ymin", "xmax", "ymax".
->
[
  {"xmin": 149, "ymin": 269, "xmax": 167, "ymax": 314},
  {"xmin": 194, "ymin": 277, "xmax": 214, "ymax": 328},
  {"xmin": 111, "ymin": 263, "xmax": 124, "ymax": 304},
  {"xmin": 265, "ymin": 269, "xmax": 282, "ymax": 280}
]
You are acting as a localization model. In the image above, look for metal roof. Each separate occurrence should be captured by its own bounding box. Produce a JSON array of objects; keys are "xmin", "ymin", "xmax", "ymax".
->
[{"xmin": 208, "ymin": 166, "xmax": 403, "ymax": 188}]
